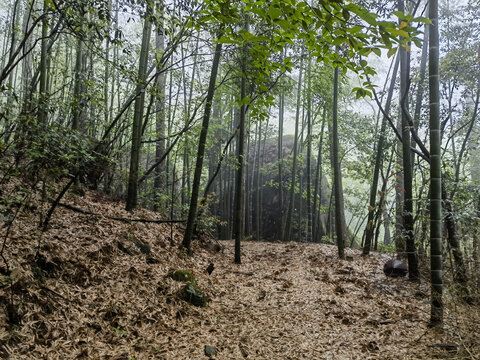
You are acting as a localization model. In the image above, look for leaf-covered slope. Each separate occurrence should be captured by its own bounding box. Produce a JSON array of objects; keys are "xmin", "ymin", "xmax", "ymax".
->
[{"xmin": 0, "ymin": 190, "xmax": 478, "ymax": 359}]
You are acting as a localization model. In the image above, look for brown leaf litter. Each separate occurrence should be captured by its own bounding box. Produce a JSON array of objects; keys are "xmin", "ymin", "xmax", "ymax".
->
[{"xmin": 0, "ymin": 189, "xmax": 479, "ymax": 359}]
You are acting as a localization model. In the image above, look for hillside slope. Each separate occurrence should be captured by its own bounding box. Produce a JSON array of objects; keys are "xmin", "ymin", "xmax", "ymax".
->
[{"xmin": 0, "ymin": 189, "xmax": 478, "ymax": 359}]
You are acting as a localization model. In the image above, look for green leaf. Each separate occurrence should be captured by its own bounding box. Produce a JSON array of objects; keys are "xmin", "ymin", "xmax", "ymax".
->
[
  {"xmin": 277, "ymin": 19, "xmax": 291, "ymax": 31},
  {"xmin": 240, "ymin": 30, "xmax": 255, "ymax": 41},
  {"xmin": 412, "ymin": 37, "xmax": 423, "ymax": 48},
  {"xmin": 352, "ymin": 87, "xmax": 372, "ymax": 99},
  {"xmin": 387, "ymin": 47, "xmax": 397, "ymax": 58},
  {"xmin": 45, "ymin": 0, "xmax": 56, "ymax": 10},
  {"xmin": 390, "ymin": 28, "xmax": 409, "ymax": 38},
  {"xmin": 412, "ymin": 17, "xmax": 432, "ymax": 24},
  {"xmin": 348, "ymin": 25, "xmax": 363, "ymax": 34},
  {"xmin": 392, "ymin": 10, "xmax": 407, "ymax": 20},
  {"xmin": 331, "ymin": 36, "xmax": 346, "ymax": 46},
  {"xmin": 249, "ymin": 7, "xmax": 266, "ymax": 18},
  {"xmin": 347, "ymin": 6, "xmax": 378, "ymax": 26},
  {"xmin": 312, "ymin": 7, "xmax": 323, "ymax": 18},
  {"xmin": 377, "ymin": 21, "xmax": 396, "ymax": 29},
  {"xmin": 217, "ymin": 35, "xmax": 235, "ymax": 44},
  {"xmin": 268, "ymin": 6, "xmax": 282, "ymax": 20}
]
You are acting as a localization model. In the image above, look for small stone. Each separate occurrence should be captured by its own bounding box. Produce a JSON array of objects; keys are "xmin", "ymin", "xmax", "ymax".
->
[
  {"xmin": 134, "ymin": 242, "xmax": 151, "ymax": 255},
  {"xmin": 239, "ymin": 343, "xmax": 248, "ymax": 358},
  {"xmin": 146, "ymin": 256, "xmax": 160, "ymax": 264},
  {"xmin": 182, "ymin": 283, "xmax": 208, "ymax": 307},
  {"xmin": 204, "ymin": 345, "xmax": 217, "ymax": 357},
  {"xmin": 383, "ymin": 259, "xmax": 408, "ymax": 278},
  {"xmin": 206, "ymin": 263, "xmax": 214, "ymax": 275},
  {"xmin": 169, "ymin": 270, "xmax": 197, "ymax": 285}
]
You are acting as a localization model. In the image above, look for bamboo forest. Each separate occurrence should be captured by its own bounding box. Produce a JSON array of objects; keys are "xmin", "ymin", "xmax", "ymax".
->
[{"xmin": 0, "ymin": 0, "xmax": 479, "ymax": 358}]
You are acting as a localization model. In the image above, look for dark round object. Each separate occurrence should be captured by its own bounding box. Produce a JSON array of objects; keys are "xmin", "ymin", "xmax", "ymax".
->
[{"xmin": 383, "ymin": 259, "xmax": 408, "ymax": 278}]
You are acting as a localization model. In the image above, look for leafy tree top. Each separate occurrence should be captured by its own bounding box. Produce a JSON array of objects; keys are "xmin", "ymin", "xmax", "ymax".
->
[{"xmin": 189, "ymin": 0, "xmax": 429, "ymax": 100}]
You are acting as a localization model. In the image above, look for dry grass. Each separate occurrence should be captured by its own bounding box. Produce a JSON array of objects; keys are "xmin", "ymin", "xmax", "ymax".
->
[{"xmin": 0, "ymin": 187, "xmax": 479, "ymax": 359}]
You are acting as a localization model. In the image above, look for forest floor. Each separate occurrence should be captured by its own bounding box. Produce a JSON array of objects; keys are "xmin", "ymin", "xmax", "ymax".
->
[{"xmin": 0, "ymin": 187, "xmax": 479, "ymax": 359}]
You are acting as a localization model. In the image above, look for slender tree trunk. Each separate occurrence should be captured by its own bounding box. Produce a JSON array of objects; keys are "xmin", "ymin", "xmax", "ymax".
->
[
  {"xmin": 395, "ymin": 132, "xmax": 405, "ymax": 254},
  {"xmin": 179, "ymin": 37, "xmax": 199, "ymax": 215},
  {"xmin": 2, "ymin": 1, "xmax": 20, "ymax": 143},
  {"xmin": 72, "ymin": 35, "xmax": 88, "ymax": 132},
  {"xmin": 306, "ymin": 57, "xmax": 313, "ymax": 242},
  {"xmin": 20, "ymin": 3, "xmax": 33, "ymax": 106},
  {"xmin": 363, "ymin": 56, "xmax": 399, "ymax": 254},
  {"xmin": 258, "ymin": 115, "xmax": 268, "ymax": 241},
  {"xmin": 284, "ymin": 53, "xmax": 304, "ymax": 242},
  {"xmin": 126, "ymin": 9, "xmax": 152, "ymax": 210},
  {"xmin": 278, "ymin": 70, "xmax": 285, "ymax": 241},
  {"xmin": 473, "ymin": 197, "xmax": 480, "ymax": 287},
  {"xmin": 14, "ymin": 2, "xmax": 34, "ymax": 147},
  {"xmin": 373, "ymin": 150, "xmax": 393, "ymax": 250},
  {"xmin": 234, "ymin": 25, "xmax": 248, "ymax": 263},
  {"xmin": 313, "ymin": 108, "xmax": 326, "ymax": 242},
  {"xmin": 245, "ymin": 117, "xmax": 252, "ymax": 237},
  {"xmin": 255, "ymin": 119, "xmax": 262, "ymax": 240},
  {"xmin": 37, "ymin": 0, "xmax": 48, "ymax": 126},
  {"xmin": 154, "ymin": 10, "xmax": 167, "ymax": 212},
  {"xmin": 182, "ymin": 37, "xmax": 222, "ymax": 253},
  {"xmin": 332, "ymin": 64, "xmax": 346, "ymax": 259},
  {"xmin": 442, "ymin": 183, "xmax": 470, "ymax": 296},
  {"xmin": 103, "ymin": 1, "xmax": 111, "ymax": 129},
  {"xmin": 0, "ymin": 0, "xmax": 15, "ymax": 71},
  {"xmin": 399, "ymin": 0, "xmax": 419, "ymax": 280},
  {"xmin": 429, "ymin": 0, "xmax": 443, "ymax": 325},
  {"xmin": 451, "ymin": 89, "xmax": 479, "ymax": 199},
  {"xmin": 413, "ymin": 22, "xmax": 428, "ymax": 131}
]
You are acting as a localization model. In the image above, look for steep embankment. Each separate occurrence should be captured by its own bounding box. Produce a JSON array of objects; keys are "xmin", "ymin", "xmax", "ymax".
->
[{"xmin": 0, "ymin": 189, "xmax": 478, "ymax": 359}]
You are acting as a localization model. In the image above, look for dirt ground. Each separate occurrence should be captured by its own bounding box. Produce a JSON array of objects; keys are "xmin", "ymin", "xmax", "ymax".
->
[
  {"xmin": 167, "ymin": 241, "xmax": 478, "ymax": 360},
  {"xmin": 0, "ymin": 189, "xmax": 478, "ymax": 359}
]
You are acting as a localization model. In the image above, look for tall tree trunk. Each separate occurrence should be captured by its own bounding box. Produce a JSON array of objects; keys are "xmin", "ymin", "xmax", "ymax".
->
[
  {"xmin": 245, "ymin": 117, "xmax": 252, "ymax": 237},
  {"xmin": 103, "ymin": 1, "xmax": 111, "ymax": 129},
  {"xmin": 363, "ymin": 56, "xmax": 399, "ymax": 254},
  {"xmin": 179, "ymin": 37, "xmax": 199, "ymax": 215},
  {"xmin": 395, "ymin": 125, "xmax": 405, "ymax": 254},
  {"xmin": 234, "ymin": 24, "xmax": 248, "ymax": 263},
  {"xmin": 278, "ymin": 75, "xmax": 285, "ymax": 241},
  {"xmin": 451, "ymin": 89, "xmax": 480, "ymax": 199},
  {"xmin": 258, "ymin": 115, "xmax": 268, "ymax": 241},
  {"xmin": 373, "ymin": 150, "xmax": 394, "ymax": 249},
  {"xmin": 313, "ymin": 107, "xmax": 326, "ymax": 242},
  {"xmin": 429, "ymin": 0, "xmax": 443, "ymax": 325},
  {"xmin": 399, "ymin": 0, "xmax": 419, "ymax": 280},
  {"xmin": 37, "ymin": 0, "xmax": 48, "ymax": 126},
  {"xmin": 2, "ymin": 0, "xmax": 20, "ymax": 143},
  {"xmin": 306, "ymin": 57, "xmax": 313, "ymax": 242},
  {"xmin": 72, "ymin": 35, "xmax": 88, "ymax": 132},
  {"xmin": 283, "ymin": 53, "xmax": 304, "ymax": 242},
  {"xmin": 442, "ymin": 184, "xmax": 470, "ymax": 297},
  {"xmin": 181, "ymin": 37, "xmax": 222, "ymax": 253},
  {"xmin": 332, "ymin": 64, "xmax": 346, "ymax": 259},
  {"xmin": 255, "ymin": 119, "xmax": 262, "ymax": 240},
  {"xmin": 154, "ymin": 9, "xmax": 167, "ymax": 212},
  {"xmin": 473, "ymin": 197, "xmax": 480, "ymax": 288},
  {"xmin": 20, "ymin": 2, "xmax": 33, "ymax": 106},
  {"xmin": 383, "ymin": 199, "xmax": 392, "ymax": 245},
  {"xmin": 126, "ymin": 8, "xmax": 152, "ymax": 210},
  {"xmin": 14, "ymin": 1, "xmax": 34, "ymax": 149},
  {"xmin": 413, "ymin": 20, "xmax": 428, "ymax": 131}
]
